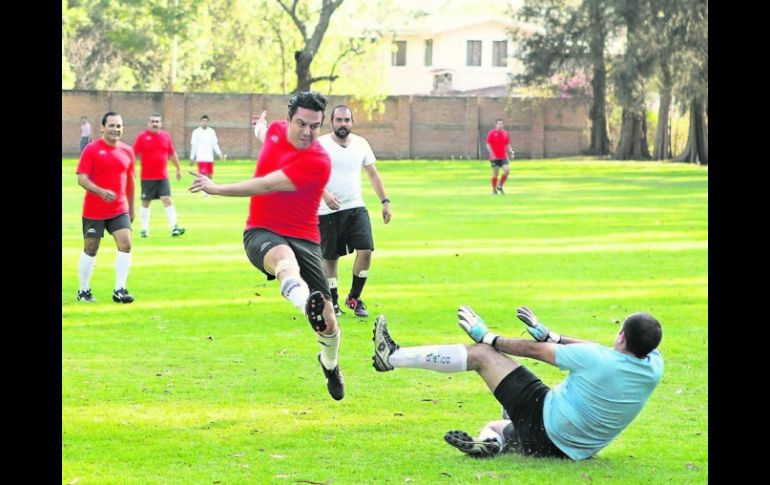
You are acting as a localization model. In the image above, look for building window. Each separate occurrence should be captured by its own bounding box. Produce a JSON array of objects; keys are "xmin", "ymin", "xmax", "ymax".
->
[
  {"xmin": 424, "ymin": 39, "xmax": 433, "ymax": 66},
  {"xmin": 392, "ymin": 41, "xmax": 407, "ymax": 66},
  {"xmin": 493, "ymin": 40, "xmax": 508, "ymax": 67},
  {"xmin": 466, "ymin": 40, "xmax": 482, "ymax": 66}
]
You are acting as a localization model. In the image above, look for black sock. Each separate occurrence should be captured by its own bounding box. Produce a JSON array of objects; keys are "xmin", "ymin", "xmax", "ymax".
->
[
  {"xmin": 349, "ymin": 275, "xmax": 367, "ymax": 300},
  {"xmin": 330, "ymin": 287, "xmax": 339, "ymax": 305}
]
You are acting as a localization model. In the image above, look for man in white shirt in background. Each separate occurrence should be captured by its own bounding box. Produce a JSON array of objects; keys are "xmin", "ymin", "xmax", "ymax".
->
[{"xmin": 190, "ymin": 115, "xmax": 226, "ymax": 197}]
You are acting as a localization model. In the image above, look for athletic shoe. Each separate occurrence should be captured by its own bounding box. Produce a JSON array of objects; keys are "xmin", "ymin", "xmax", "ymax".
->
[
  {"xmin": 492, "ymin": 188, "xmax": 498, "ymax": 195},
  {"xmin": 305, "ymin": 290, "xmax": 327, "ymax": 332},
  {"xmin": 318, "ymin": 354, "xmax": 345, "ymax": 400},
  {"xmin": 171, "ymin": 226, "xmax": 186, "ymax": 237},
  {"xmin": 140, "ymin": 230, "xmax": 148, "ymax": 238},
  {"xmin": 497, "ymin": 185, "xmax": 505, "ymax": 195},
  {"xmin": 372, "ymin": 315, "xmax": 399, "ymax": 372},
  {"xmin": 444, "ymin": 430, "xmax": 500, "ymax": 457},
  {"xmin": 77, "ymin": 289, "xmax": 95, "ymax": 302},
  {"xmin": 112, "ymin": 287, "xmax": 135, "ymax": 304},
  {"xmin": 333, "ymin": 302, "xmax": 344, "ymax": 317},
  {"xmin": 345, "ymin": 297, "xmax": 368, "ymax": 317}
]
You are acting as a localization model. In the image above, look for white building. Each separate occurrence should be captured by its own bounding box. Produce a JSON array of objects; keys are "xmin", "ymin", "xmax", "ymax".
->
[{"xmin": 382, "ymin": 16, "xmax": 520, "ymax": 96}]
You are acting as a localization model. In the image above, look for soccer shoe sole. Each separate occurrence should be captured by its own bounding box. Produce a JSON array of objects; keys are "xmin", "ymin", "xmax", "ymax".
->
[
  {"xmin": 371, "ymin": 315, "xmax": 394, "ymax": 372},
  {"xmin": 305, "ymin": 291, "xmax": 327, "ymax": 332},
  {"xmin": 444, "ymin": 430, "xmax": 500, "ymax": 457}
]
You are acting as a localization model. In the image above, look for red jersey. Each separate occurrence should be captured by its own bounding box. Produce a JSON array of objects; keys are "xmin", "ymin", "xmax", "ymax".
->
[
  {"xmin": 77, "ymin": 139, "xmax": 135, "ymax": 220},
  {"xmin": 486, "ymin": 128, "xmax": 510, "ymax": 160},
  {"xmin": 246, "ymin": 121, "xmax": 331, "ymax": 243},
  {"xmin": 133, "ymin": 129, "xmax": 176, "ymax": 180}
]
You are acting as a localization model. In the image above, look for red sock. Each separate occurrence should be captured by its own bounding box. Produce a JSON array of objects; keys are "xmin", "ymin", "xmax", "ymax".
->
[
  {"xmin": 491, "ymin": 177, "xmax": 498, "ymax": 189},
  {"xmin": 499, "ymin": 174, "xmax": 508, "ymax": 187}
]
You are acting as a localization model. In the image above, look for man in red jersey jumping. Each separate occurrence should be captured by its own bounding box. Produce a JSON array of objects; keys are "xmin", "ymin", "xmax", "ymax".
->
[
  {"xmin": 76, "ymin": 112, "xmax": 136, "ymax": 304},
  {"xmin": 133, "ymin": 113, "xmax": 186, "ymax": 238},
  {"xmin": 189, "ymin": 92, "xmax": 345, "ymax": 400}
]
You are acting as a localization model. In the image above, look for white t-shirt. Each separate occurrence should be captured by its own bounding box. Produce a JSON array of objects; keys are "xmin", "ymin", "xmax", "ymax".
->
[
  {"xmin": 317, "ymin": 133, "xmax": 376, "ymax": 216},
  {"xmin": 190, "ymin": 126, "xmax": 222, "ymax": 162}
]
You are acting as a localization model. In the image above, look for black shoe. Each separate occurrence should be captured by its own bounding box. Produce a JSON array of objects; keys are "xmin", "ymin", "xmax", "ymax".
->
[
  {"xmin": 171, "ymin": 226, "xmax": 186, "ymax": 237},
  {"xmin": 77, "ymin": 289, "xmax": 95, "ymax": 302},
  {"xmin": 497, "ymin": 185, "xmax": 504, "ymax": 195},
  {"xmin": 112, "ymin": 287, "xmax": 134, "ymax": 304},
  {"xmin": 333, "ymin": 302, "xmax": 344, "ymax": 317},
  {"xmin": 305, "ymin": 290, "xmax": 327, "ymax": 332},
  {"xmin": 318, "ymin": 354, "xmax": 345, "ymax": 400},
  {"xmin": 444, "ymin": 430, "xmax": 500, "ymax": 457},
  {"xmin": 140, "ymin": 230, "xmax": 148, "ymax": 238},
  {"xmin": 372, "ymin": 315, "xmax": 399, "ymax": 372},
  {"xmin": 345, "ymin": 296, "xmax": 368, "ymax": 317}
]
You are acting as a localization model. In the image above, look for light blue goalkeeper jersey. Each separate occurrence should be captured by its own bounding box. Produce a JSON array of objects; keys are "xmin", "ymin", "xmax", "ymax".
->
[{"xmin": 543, "ymin": 343, "xmax": 663, "ymax": 460}]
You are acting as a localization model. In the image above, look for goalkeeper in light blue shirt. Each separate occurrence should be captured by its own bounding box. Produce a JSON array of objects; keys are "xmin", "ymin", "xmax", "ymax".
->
[{"xmin": 372, "ymin": 306, "xmax": 663, "ymax": 460}]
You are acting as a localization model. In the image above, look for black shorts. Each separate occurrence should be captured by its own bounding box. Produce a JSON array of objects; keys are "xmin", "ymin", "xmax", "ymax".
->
[
  {"xmin": 318, "ymin": 207, "xmax": 374, "ymax": 260},
  {"xmin": 490, "ymin": 159, "xmax": 509, "ymax": 168},
  {"xmin": 82, "ymin": 214, "xmax": 132, "ymax": 238},
  {"xmin": 140, "ymin": 179, "xmax": 172, "ymax": 200},
  {"xmin": 494, "ymin": 366, "xmax": 569, "ymax": 459},
  {"xmin": 243, "ymin": 227, "xmax": 331, "ymax": 299}
]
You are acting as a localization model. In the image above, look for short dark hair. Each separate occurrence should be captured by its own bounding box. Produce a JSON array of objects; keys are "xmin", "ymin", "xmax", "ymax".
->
[
  {"xmin": 495, "ymin": 118, "xmax": 504, "ymax": 123},
  {"xmin": 200, "ymin": 115, "xmax": 209, "ymax": 121},
  {"xmin": 622, "ymin": 312, "xmax": 662, "ymax": 358},
  {"xmin": 149, "ymin": 113, "xmax": 162, "ymax": 119},
  {"xmin": 288, "ymin": 91, "xmax": 327, "ymax": 122},
  {"xmin": 331, "ymin": 105, "xmax": 353, "ymax": 121},
  {"xmin": 101, "ymin": 111, "xmax": 120, "ymax": 126}
]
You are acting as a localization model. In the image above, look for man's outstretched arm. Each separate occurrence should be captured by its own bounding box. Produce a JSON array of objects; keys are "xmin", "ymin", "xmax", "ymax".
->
[
  {"xmin": 516, "ymin": 306, "xmax": 592, "ymax": 345},
  {"xmin": 188, "ymin": 169, "xmax": 296, "ymax": 196}
]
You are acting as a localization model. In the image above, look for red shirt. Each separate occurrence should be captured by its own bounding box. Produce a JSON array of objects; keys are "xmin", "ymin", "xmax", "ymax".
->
[
  {"xmin": 133, "ymin": 129, "xmax": 176, "ymax": 180},
  {"xmin": 77, "ymin": 139, "xmax": 135, "ymax": 220},
  {"xmin": 486, "ymin": 128, "xmax": 510, "ymax": 160},
  {"xmin": 246, "ymin": 121, "xmax": 331, "ymax": 243}
]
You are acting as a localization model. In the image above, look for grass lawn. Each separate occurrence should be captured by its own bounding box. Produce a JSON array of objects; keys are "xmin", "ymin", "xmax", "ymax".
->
[{"xmin": 62, "ymin": 157, "xmax": 708, "ymax": 484}]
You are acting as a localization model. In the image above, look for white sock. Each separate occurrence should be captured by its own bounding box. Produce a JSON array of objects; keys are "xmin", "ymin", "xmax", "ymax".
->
[
  {"xmin": 140, "ymin": 207, "xmax": 150, "ymax": 232},
  {"xmin": 115, "ymin": 251, "xmax": 131, "ymax": 290},
  {"xmin": 79, "ymin": 252, "xmax": 96, "ymax": 291},
  {"xmin": 478, "ymin": 427, "xmax": 505, "ymax": 451},
  {"xmin": 389, "ymin": 344, "xmax": 468, "ymax": 373},
  {"xmin": 280, "ymin": 277, "xmax": 309, "ymax": 312},
  {"xmin": 327, "ymin": 277, "xmax": 338, "ymax": 289},
  {"xmin": 318, "ymin": 327, "xmax": 341, "ymax": 369},
  {"xmin": 165, "ymin": 205, "xmax": 177, "ymax": 229}
]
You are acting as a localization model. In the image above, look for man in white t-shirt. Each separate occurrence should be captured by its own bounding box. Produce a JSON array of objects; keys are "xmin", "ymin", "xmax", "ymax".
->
[
  {"xmin": 189, "ymin": 114, "xmax": 226, "ymax": 181},
  {"xmin": 316, "ymin": 106, "xmax": 392, "ymax": 317}
]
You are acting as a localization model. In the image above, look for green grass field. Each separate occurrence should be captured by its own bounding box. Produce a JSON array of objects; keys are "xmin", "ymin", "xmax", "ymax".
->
[{"xmin": 62, "ymin": 157, "xmax": 708, "ymax": 484}]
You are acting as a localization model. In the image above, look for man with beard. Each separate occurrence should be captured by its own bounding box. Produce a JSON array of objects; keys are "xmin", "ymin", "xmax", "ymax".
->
[{"xmin": 317, "ymin": 105, "xmax": 392, "ymax": 318}]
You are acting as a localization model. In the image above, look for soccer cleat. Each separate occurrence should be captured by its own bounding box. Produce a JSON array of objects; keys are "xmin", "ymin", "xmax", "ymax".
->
[
  {"xmin": 305, "ymin": 290, "xmax": 327, "ymax": 332},
  {"xmin": 112, "ymin": 287, "xmax": 135, "ymax": 304},
  {"xmin": 77, "ymin": 289, "xmax": 95, "ymax": 302},
  {"xmin": 333, "ymin": 302, "xmax": 344, "ymax": 317},
  {"xmin": 140, "ymin": 230, "xmax": 148, "ymax": 238},
  {"xmin": 372, "ymin": 315, "xmax": 399, "ymax": 372},
  {"xmin": 497, "ymin": 185, "xmax": 504, "ymax": 195},
  {"xmin": 171, "ymin": 226, "xmax": 186, "ymax": 237},
  {"xmin": 444, "ymin": 430, "xmax": 501, "ymax": 457},
  {"xmin": 345, "ymin": 297, "xmax": 368, "ymax": 317},
  {"xmin": 492, "ymin": 188, "xmax": 498, "ymax": 195},
  {"xmin": 318, "ymin": 354, "xmax": 345, "ymax": 400}
]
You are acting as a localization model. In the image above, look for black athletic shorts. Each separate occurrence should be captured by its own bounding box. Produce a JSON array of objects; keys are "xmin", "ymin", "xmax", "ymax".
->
[
  {"xmin": 243, "ymin": 227, "xmax": 331, "ymax": 299},
  {"xmin": 494, "ymin": 366, "xmax": 569, "ymax": 458},
  {"xmin": 82, "ymin": 213, "xmax": 132, "ymax": 238},
  {"xmin": 318, "ymin": 207, "xmax": 374, "ymax": 260},
  {"xmin": 490, "ymin": 159, "xmax": 509, "ymax": 168},
  {"xmin": 140, "ymin": 179, "xmax": 172, "ymax": 200}
]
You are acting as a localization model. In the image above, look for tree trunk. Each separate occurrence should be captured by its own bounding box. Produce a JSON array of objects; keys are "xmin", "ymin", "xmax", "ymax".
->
[
  {"xmin": 674, "ymin": 97, "xmax": 708, "ymax": 165},
  {"xmin": 587, "ymin": 0, "xmax": 610, "ymax": 156},
  {"xmin": 614, "ymin": 109, "xmax": 651, "ymax": 160},
  {"xmin": 294, "ymin": 50, "xmax": 313, "ymax": 92},
  {"xmin": 653, "ymin": 62, "xmax": 672, "ymax": 160}
]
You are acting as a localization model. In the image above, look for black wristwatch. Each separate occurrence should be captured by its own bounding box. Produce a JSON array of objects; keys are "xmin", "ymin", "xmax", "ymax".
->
[{"xmin": 381, "ymin": 198, "xmax": 391, "ymax": 204}]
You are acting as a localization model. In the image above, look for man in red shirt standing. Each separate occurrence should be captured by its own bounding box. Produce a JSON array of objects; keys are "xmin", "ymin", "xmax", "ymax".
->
[
  {"xmin": 76, "ymin": 112, "xmax": 136, "ymax": 304},
  {"xmin": 133, "ymin": 113, "xmax": 186, "ymax": 238},
  {"xmin": 485, "ymin": 119, "xmax": 515, "ymax": 195},
  {"xmin": 189, "ymin": 92, "xmax": 345, "ymax": 401}
]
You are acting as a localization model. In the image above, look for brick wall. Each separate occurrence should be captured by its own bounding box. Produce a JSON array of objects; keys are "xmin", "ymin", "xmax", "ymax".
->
[{"xmin": 63, "ymin": 90, "xmax": 589, "ymax": 159}]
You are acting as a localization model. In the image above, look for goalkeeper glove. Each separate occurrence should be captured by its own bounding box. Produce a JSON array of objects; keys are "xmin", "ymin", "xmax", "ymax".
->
[
  {"xmin": 458, "ymin": 306, "xmax": 498, "ymax": 346},
  {"xmin": 516, "ymin": 306, "xmax": 561, "ymax": 343}
]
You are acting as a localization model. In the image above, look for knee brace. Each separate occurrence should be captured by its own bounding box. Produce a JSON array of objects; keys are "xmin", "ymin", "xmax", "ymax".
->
[{"xmin": 274, "ymin": 258, "xmax": 300, "ymax": 277}]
